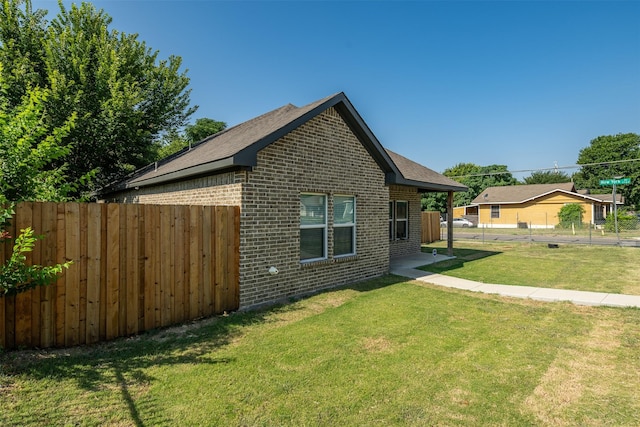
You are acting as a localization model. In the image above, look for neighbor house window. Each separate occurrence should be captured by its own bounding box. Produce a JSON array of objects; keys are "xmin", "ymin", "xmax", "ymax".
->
[
  {"xmin": 300, "ymin": 194, "xmax": 327, "ymax": 261},
  {"xmin": 395, "ymin": 201, "xmax": 408, "ymax": 239},
  {"xmin": 334, "ymin": 195, "xmax": 356, "ymax": 256},
  {"xmin": 491, "ymin": 205, "xmax": 500, "ymax": 219}
]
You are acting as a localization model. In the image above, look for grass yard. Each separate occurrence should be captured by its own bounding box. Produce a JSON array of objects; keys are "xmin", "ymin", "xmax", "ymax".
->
[
  {"xmin": 422, "ymin": 241, "xmax": 640, "ymax": 295},
  {"xmin": 2, "ymin": 275, "xmax": 640, "ymax": 426}
]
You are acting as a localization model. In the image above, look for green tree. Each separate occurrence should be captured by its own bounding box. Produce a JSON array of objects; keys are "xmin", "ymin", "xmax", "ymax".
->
[
  {"xmin": 523, "ymin": 170, "xmax": 571, "ymax": 185},
  {"xmin": 0, "ymin": 74, "xmax": 73, "ymax": 296},
  {"xmin": 155, "ymin": 118, "xmax": 227, "ymax": 160},
  {"xmin": 421, "ymin": 163, "xmax": 517, "ymax": 213},
  {"xmin": 572, "ymin": 133, "xmax": 640, "ymax": 210},
  {"xmin": 185, "ymin": 118, "xmax": 226, "ymax": 143},
  {"xmin": 0, "ymin": 0, "xmax": 197, "ymax": 194},
  {"xmin": 0, "ymin": 70, "xmax": 75, "ymax": 201}
]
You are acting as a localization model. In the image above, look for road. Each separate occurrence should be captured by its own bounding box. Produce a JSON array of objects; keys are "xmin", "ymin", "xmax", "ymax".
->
[{"xmin": 450, "ymin": 230, "xmax": 640, "ymax": 247}]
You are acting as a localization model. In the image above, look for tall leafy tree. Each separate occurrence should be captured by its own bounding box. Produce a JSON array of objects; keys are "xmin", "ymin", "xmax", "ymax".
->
[
  {"xmin": 523, "ymin": 170, "xmax": 571, "ymax": 185},
  {"xmin": 0, "ymin": 0, "xmax": 197, "ymax": 193},
  {"xmin": 572, "ymin": 133, "xmax": 640, "ymax": 209}
]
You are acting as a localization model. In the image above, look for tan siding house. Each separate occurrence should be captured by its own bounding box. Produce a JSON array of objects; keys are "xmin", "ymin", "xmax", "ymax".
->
[
  {"xmin": 472, "ymin": 183, "xmax": 621, "ymax": 229},
  {"xmin": 99, "ymin": 93, "xmax": 466, "ymax": 309}
]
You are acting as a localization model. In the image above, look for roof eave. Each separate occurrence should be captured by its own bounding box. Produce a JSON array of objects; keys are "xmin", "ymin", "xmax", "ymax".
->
[
  {"xmin": 101, "ymin": 157, "xmax": 244, "ymax": 195},
  {"xmin": 392, "ymin": 177, "xmax": 468, "ymax": 193}
]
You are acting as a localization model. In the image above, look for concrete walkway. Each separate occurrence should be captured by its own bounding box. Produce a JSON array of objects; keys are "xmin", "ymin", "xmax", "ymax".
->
[{"xmin": 390, "ymin": 252, "xmax": 640, "ymax": 309}]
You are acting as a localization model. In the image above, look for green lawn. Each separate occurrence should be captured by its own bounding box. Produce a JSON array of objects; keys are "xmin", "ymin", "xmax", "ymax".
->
[
  {"xmin": 2, "ymin": 275, "xmax": 640, "ymax": 426},
  {"xmin": 422, "ymin": 241, "xmax": 640, "ymax": 295}
]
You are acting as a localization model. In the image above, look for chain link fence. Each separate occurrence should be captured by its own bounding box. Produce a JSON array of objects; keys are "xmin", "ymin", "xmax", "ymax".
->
[{"xmin": 440, "ymin": 213, "xmax": 640, "ymax": 247}]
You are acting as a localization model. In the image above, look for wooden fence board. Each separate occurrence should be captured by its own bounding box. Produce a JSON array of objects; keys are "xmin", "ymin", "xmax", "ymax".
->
[
  {"xmin": 78, "ymin": 203, "xmax": 88, "ymax": 344},
  {"xmin": 15, "ymin": 203, "xmax": 33, "ymax": 347},
  {"xmin": 64, "ymin": 203, "xmax": 81, "ymax": 347},
  {"xmin": 55, "ymin": 203, "xmax": 66, "ymax": 347},
  {"xmin": 31, "ymin": 203, "xmax": 42, "ymax": 347},
  {"xmin": 40, "ymin": 203, "xmax": 57, "ymax": 348},
  {"xmin": 189, "ymin": 206, "xmax": 201, "ymax": 319},
  {"xmin": 125, "ymin": 204, "xmax": 139, "ymax": 336},
  {"xmin": 86, "ymin": 203, "xmax": 102, "ymax": 344},
  {"xmin": 106, "ymin": 204, "xmax": 120, "ymax": 340}
]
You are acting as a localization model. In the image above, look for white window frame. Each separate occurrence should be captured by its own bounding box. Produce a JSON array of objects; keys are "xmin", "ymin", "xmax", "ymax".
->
[
  {"xmin": 389, "ymin": 201, "xmax": 394, "ymax": 240},
  {"xmin": 333, "ymin": 195, "xmax": 356, "ymax": 257},
  {"xmin": 395, "ymin": 200, "xmax": 409, "ymax": 240},
  {"xmin": 491, "ymin": 205, "xmax": 500, "ymax": 219},
  {"xmin": 300, "ymin": 193, "xmax": 328, "ymax": 262}
]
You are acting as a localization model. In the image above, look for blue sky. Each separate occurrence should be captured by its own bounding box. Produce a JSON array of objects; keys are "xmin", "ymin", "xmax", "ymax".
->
[{"xmin": 35, "ymin": 0, "xmax": 640, "ymax": 179}]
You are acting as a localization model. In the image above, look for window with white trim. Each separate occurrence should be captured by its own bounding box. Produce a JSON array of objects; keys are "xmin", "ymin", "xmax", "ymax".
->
[
  {"xmin": 389, "ymin": 201, "xmax": 394, "ymax": 240},
  {"xmin": 491, "ymin": 205, "xmax": 500, "ymax": 219},
  {"xmin": 300, "ymin": 194, "xmax": 327, "ymax": 261},
  {"xmin": 334, "ymin": 195, "xmax": 356, "ymax": 256},
  {"xmin": 395, "ymin": 201, "xmax": 408, "ymax": 239}
]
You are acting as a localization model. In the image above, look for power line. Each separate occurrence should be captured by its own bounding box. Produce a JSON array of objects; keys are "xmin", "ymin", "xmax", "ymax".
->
[{"xmin": 448, "ymin": 158, "xmax": 640, "ymax": 179}]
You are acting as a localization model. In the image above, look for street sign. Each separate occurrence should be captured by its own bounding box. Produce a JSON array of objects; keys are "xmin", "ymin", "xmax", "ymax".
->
[{"xmin": 600, "ymin": 178, "xmax": 631, "ymax": 186}]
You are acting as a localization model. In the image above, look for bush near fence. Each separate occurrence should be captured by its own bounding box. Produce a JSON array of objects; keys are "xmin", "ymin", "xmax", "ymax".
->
[{"xmin": 0, "ymin": 202, "xmax": 240, "ymax": 350}]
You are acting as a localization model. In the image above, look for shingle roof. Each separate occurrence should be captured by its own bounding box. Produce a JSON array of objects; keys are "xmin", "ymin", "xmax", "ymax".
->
[
  {"xmin": 386, "ymin": 150, "xmax": 467, "ymax": 192},
  {"xmin": 470, "ymin": 182, "xmax": 617, "ymax": 204},
  {"xmin": 99, "ymin": 92, "xmax": 466, "ymax": 195}
]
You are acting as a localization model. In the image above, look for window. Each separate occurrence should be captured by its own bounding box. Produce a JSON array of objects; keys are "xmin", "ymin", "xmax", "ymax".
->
[
  {"xmin": 389, "ymin": 201, "xmax": 394, "ymax": 240},
  {"xmin": 334, "ymin": 196, "xmax": 355, "ymax": 256},
  {"xmin": 389, "ymin": 200, "xmax": 408, "ymax": 240},
  {"xmin": 300, "ymin": 194, "xmax": 327, "ymax": 261},
  {"xmin": 491, "ymin": 205, "xmax": 500, "ymax": 219},
  {"xmin": 395, "ymin": 201, "xmax": 408, "ymax": 239}
]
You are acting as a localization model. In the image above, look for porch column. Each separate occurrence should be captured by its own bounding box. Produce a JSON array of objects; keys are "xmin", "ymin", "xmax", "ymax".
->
[{"xmin": 447, "ymin": 190, "xmax": 454, "ymax": 256}]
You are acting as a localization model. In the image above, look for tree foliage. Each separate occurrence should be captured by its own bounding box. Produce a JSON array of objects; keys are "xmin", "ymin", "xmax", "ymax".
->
[
  {"xmin": 155, "ymin": 117, "xmax": 227, "ymax": 160},
  {"xmin": 0, "ymin": 66, "xmax": 76, "ymax": 201},
  {"xmin": 0, "ymin": 0, "xmax": 197, "ymax": 193},
  {"xmin": 0, "ymin": 74, "xmax": 73, "ymax": 296},
  {"xmin": 572, "ymin": 133, "xmax": 640, "ymax": 210},
  {"xmin": 422, "ymin": 163, "xmax": 517, "ymax": 213},
  {"xmin": 523, "ymin": 170, "xmax": 571, "ymax": 185}
]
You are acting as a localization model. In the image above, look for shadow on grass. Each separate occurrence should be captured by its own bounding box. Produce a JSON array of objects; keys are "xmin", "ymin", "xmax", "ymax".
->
[
  {"xmin": 0, "ymin": 274, "xmax": 408, "ymax": 426},
  {"xmin": 419, "ymin": 246, "xmax": 502, "ymax": 274}
]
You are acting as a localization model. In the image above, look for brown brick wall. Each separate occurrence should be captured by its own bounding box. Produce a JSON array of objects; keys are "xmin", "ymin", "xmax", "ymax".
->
[
  {"xmin": 389, "ymin": 185, "xmax": 422, "ymax": 258},
  {"xmin": 238, "ymin": 107, "xmax": 389, "ymax": 308},
  {"xmin": 105, "ymin": 173, "xmax": 243, "ymax": 206}
]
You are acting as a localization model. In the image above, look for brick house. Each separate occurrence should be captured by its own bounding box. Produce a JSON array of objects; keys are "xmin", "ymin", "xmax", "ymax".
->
[{"xmin": 99, "ymin": 93, "xmax": 465, "ymax": 309}]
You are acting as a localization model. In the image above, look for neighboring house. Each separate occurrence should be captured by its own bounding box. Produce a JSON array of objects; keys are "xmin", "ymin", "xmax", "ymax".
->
[
  {"xmin": 99, "ymin": 92, "xmax": 466, "ymax": 309},
  {"xmin": 471, "ymin": 183, "xmax": 623, "ymax": 228}
]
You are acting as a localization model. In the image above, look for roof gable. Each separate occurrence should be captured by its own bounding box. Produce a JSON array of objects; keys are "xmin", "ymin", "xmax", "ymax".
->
[{"xmin": 100, "ymin": 92, "xmax": 465, "ymax": 195}]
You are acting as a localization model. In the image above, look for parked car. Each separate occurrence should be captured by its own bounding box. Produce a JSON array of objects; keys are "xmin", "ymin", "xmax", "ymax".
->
[{"xmin": 441, "ymin": 217, "xmax": 474, "ymax": 228}]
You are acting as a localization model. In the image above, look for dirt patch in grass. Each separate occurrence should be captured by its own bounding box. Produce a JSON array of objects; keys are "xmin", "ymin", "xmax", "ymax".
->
[{"xmin": 522, "ymin": 316, "xmax": 623, "ymax": 425}]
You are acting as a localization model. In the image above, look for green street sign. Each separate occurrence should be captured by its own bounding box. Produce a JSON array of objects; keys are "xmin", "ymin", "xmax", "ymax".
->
[{"xmin": 600, "ymin": 178, "xmax": 631, "ymax": 186}]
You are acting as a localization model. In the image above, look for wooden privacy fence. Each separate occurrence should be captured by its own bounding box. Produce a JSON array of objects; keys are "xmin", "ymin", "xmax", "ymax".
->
[
  {"xmin": 421, "ymin": 211, "xmax": 441, "ymax": 244},
  {"xmin": 0, "ymin": 202, "xmax": 240, "ymax": 350}
]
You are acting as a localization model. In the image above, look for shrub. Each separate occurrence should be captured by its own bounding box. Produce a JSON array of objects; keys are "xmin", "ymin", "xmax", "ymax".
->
[{"xmin": 557, "ymin": 203, "xmax": 585, "ymax": 228}]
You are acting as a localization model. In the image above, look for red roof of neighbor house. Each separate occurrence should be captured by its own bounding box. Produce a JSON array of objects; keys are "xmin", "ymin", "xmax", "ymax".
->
[
  {"xmin": 99, "ymin": 92, "xmax": 467, "ymax": 195},
  {"xmin": 472, "ymin": 183, "xmax": 621, "ymax": 204}
]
